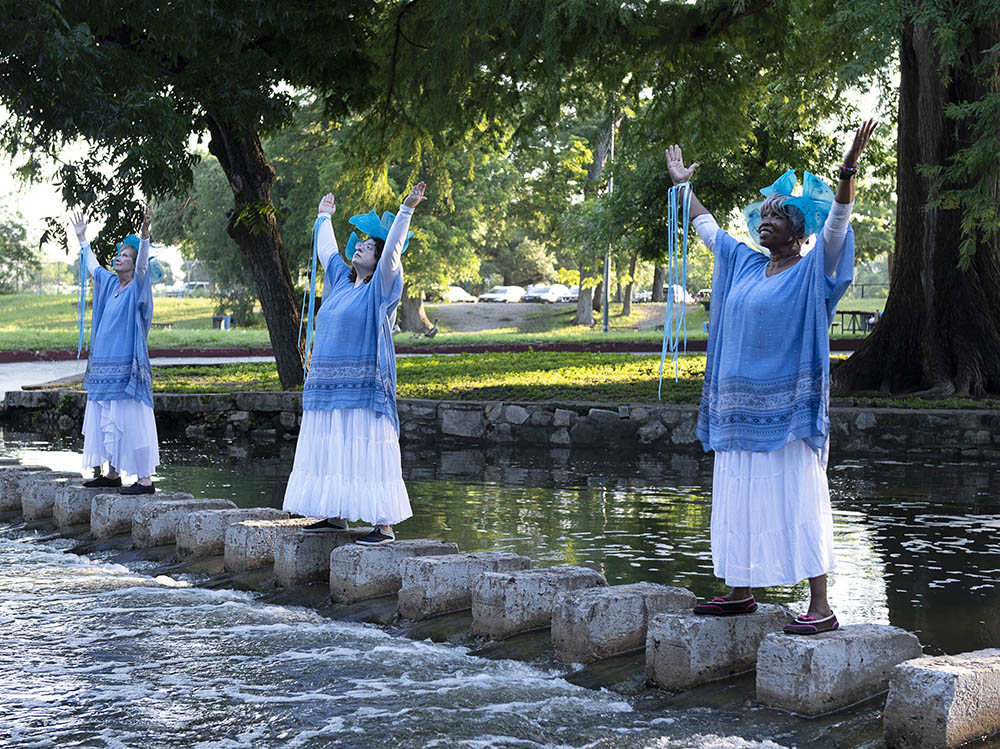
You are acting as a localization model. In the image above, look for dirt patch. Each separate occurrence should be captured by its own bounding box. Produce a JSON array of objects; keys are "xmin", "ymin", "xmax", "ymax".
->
[{"xmin": 424, "ymin": 302, "xmax": 671, "ymax": 333}]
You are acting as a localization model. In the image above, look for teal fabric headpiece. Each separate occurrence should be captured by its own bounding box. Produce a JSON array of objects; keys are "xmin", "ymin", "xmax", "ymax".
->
[
  {"xmin": 345, "ymin": 210, "xmax": 413, "ymax": 259},
  {"xmin": 743, "ymin": 169, "xmax": 834, "ymax": 248}
]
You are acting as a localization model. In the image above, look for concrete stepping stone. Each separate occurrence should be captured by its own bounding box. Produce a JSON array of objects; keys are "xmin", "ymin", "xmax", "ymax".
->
[
  {"xmin": 472, "ymin": 566, "xmax": 608, "ymax": 640},
  {"xmin": 0, "ymin": 465, "xmax": 51, "ymax": 511},
  {"xmin": 273, "ymin": 529, "xmax": 376, "ymax": 586},
  {"xmin": 133, "ymin": 498, "xmax": 236, "ymax": 548},
  {"xmin": 329, "ymin": 540, "xmax": 460, "ymax": 603},
  {"xmin": 645, "ymin": 604, "xmax": 795, "ymax": 691},
  {"xmin": 756, "ymin": 623, "xmax": 923, "ymax": 716},
  {"xmin": 0, "ymin": 458, "xmax": 20, "ymax": 466},
  {"xmin": 397, "ymin": 551, "xmax": 531, "ymax": 620},
  {"xmin": 91, "ymin": 491, "xmax": 195, "ymax": 538},
  {"xmin": 176, "ymin": 508, "xmax": 289, "ymax": 558},
  {"xmin": 884, "ymin": 648, "xmax": 1000, "ymax": 748},
  {"xmin": 551, "ymin": 582, "xmax": 696, "ymax": 664},
  {"xmin": 53, "ymin": 483, "xmax": 113, "ymax": 527},
  {"xmin": 224, "ymin": 517, "xmax": 319, "ymax": 572},
  {"xmin": 20, "ymin": 472, "xmax": 82, "ymax": 520}
]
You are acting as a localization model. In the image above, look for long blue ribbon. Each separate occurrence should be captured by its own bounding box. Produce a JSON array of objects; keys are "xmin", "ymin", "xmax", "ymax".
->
[
  {"xmin": 658, "ymin": 183, "xmax": 692, "ymax": 398},
  {"xmin": 301, "ymin": 216, "xmax": 324, "ymax": 379},
  {"xmin": 76, "ymin": 246, "xmax": 88, "ymax": 359}
]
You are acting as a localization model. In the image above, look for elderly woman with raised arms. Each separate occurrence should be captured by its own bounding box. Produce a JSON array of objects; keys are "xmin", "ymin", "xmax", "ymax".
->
[
  {"xmin": 283, "ymin": 182, "xmax": 426, "ymax": 545},
  {"xmin": 668, "ymin": 120, "xmax": 877, "ymax": 633}
]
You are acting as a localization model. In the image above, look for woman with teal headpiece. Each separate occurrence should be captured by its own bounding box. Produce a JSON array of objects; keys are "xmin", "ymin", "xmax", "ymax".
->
[
  {"xmin": 72, "ymin": 204, "xmax": 160, "ymax": 495},
  {"xmin": 284, "ymin": 182, "xmax": 425, "ymax": 545},
  {"xmin": 666, "ymin": 120, "xmax": 877, "ymax": 634}
]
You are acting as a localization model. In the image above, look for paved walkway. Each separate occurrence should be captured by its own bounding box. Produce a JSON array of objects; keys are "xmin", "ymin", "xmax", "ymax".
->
[{"xmin": 0, "ymin": 356, "xmax": 274, "ymax": 402}]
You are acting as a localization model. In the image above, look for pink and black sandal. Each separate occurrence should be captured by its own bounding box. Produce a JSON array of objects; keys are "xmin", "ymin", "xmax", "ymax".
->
[
  {"xmin": 692, "ymin": 596, "xmax": 758, "ymax": 616},
  {"xmin": 783, "ymin": 612, "xmax": 840, "ymax": 634}
]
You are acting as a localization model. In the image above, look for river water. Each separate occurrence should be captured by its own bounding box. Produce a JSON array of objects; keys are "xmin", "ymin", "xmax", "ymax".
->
[{"xmin": 2, "ymin": 429, "xmax": 999, "ymax": 748}]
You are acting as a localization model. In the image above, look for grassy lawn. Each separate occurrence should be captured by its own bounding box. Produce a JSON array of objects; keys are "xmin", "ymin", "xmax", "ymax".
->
[
  {"xmin": 0, "ymin": 293, "xmax": 272, "ymax": 350},
  {"xmin": 0, "ymin": 293, "xmax": 886, "ymax": 351},
  {"xmin": 73, "ymin": 353, "xmax": 997, "ymax": 409}
]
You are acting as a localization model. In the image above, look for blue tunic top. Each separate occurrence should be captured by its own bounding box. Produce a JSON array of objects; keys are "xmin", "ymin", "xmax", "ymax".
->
[
  {"xmin": 82, "ymin": 248, "xmax": 154, "ymax": 408},
  {"xmin": 302, "ymin": 209, "xmax": 410, "ymax": 433},
  {"xmin": 696, "ymin": 227, "xmax": 855, "ymax": 454}
]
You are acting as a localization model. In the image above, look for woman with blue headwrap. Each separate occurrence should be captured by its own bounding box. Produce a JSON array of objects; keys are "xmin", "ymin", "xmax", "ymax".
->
[
  {"xmin": 72, "ymin": 204, "xmax": 160, "ymax": 495},
  {"xmin": 667, "ymin": 120, "xmax": 877, "ymax": 634},
  {"xmin": 284, "ymin": 182, "xmax": 426, "ymax": 546}
]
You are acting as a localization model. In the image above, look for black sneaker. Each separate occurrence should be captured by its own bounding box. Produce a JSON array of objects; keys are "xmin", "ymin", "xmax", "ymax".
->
[
  {"xmin": 356, "ymin": 528, "xmax": 395, "ymax": 546},
  {"xmin": 120, "ymin": 482, "xmax": 155, "ymax": 495},
  {"xmin": 83, "ymin": 475, "xmax": 122, "ymax": 488},
  {"xmin": 302, "ymin": 518, "xmax": 347, "ymax": 533}
]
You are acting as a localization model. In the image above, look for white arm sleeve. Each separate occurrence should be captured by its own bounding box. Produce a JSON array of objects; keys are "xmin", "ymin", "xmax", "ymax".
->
[
  {"xmin": 379, "ymin": 204, "xmax": 413, "ymax": 297},
  {"xmin": 136, "ymin": 237, "xmax": 150, "ymax": 279},
  {"xmin": 316, "ymin": 212, "xmax": 338, "ymax": 270},
  {"xmin": 692, "ymin": 213, "xmax": 721, "ymax": 253},
  {"xmin": 83, "ymin": 244, "xmax": 100, "ymax": 277},
  {"xmin": 822, "ymin": 200, "xmax": 854, "ymax": 276}
]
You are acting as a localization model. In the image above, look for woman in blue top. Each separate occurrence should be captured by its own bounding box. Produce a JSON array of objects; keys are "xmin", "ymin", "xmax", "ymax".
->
[
  {"xmin": 668, "ymin": 120, "xmax": 877, "ymax": 634},
  {"xmin": 284, "ymin": 182, "xmax": 426, "ymax": 546},
  {"xmin": 72, "ymin": 205, "xmax": 160, "ymax": 495}
]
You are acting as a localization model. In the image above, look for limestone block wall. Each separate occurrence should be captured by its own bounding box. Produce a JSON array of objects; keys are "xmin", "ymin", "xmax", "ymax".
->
[{"xmin": 4, "ymin": 389, "xmax": 1000, "ymax": 459}]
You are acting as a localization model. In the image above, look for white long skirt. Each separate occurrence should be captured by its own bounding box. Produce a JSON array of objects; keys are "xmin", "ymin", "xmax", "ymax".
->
[
  {"xmin": 711, "ymin": 439, "xmax": 834, "ymax": 588},
  {"xmin": 283, "ymin": 408, "xmax": 411, "ymax": 526},
  {"xmin": 81, "ymin": 399, "xmax": 160, "ymax": 478}
]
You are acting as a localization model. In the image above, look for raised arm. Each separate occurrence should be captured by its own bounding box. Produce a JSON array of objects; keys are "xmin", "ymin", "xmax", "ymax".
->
[
  {"xmin": 666, "ymin": 145, "xmax": 718, "ymax": 251},
  {"xmin": 136, "ymin": 204, "xmax": 152, "ymax": 278},
  {"xmin": 72, "ymin": 211, "xmax": 100, "ymax": 276},
  {"xmin": 825, "ymin": 119, "xmax": 877, "ymax": 275},
  {"xmin": 378, "ymin": 182, "xmax": 425, "ymax": 297},
  {"xmin": 316, "ymin": 192, "xmax": 339, "ymax": 270}
]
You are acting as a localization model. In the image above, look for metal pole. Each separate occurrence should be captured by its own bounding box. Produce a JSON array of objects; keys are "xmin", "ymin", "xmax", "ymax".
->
[{"xmin": 602, "ymin": 107, "xmax": 615, "ymax": 334}]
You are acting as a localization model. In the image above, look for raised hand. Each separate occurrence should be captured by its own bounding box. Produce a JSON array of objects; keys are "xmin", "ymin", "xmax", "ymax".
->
[
  {"xmin": 403, "ymin": 181, "xmax": 427, "ymax": 209},
  {"xmin": 71, "ymin": 211, "xmax": 88, "ymax": 242},
  {"xmin": 318, "ymin": 192, "xmax": 336, "ymax": 215},
  {"xmin": 139, "ymin": 204, "xmax": 153, "ymax": 239},
  {"xmin": 666, "ymin": 145, "xmax": 699, "ymax": 186},
  {"xmin": 843, "ymin": 119, "xmax": 878, "ymax": 168}
]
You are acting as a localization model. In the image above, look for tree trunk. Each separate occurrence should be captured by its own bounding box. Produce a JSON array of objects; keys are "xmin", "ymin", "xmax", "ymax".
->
[
  {"xmin": 593, "ymin": 280, "xmax": 603, "ymax": 314},
  {"xmin": 622, "ymin": 252, "xmax": 638, "ymax": 316},
  {"xmin": 652, "ymin": 265, "xmax": 666, "ymax": 301},
  {"xmin": 400, "ymin": 282, "xmax": 432, "ymax": 333},
  {"xmin": 832, "ymin": 16, "xmax": 1000, "ymax": 398},
  {"xmin": 205, "ymin": 112, "xmax": 303, "ymax": 389},
  {"xmin": 575, "ymin": 284, "xmax": 595, "ymax": 326}
]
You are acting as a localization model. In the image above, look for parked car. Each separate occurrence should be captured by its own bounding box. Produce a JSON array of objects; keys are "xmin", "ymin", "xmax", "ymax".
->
[
  {"xmin": 478, "ymin": 285, "xmax": 526, "ymax": 303},
  {"xmin": 443, "ymin": 286, "xmax": 478, "ymax": 303},
  {"xmin": 663, "ymin": 284, "xmax": 696, "ymax": 304},
  {"xmin": 695, "ymin": 288, "xmax": 711, "ymax": 302},
  {"xmin": 633, "ymin": 289, "xmax": 653, "ymax": 303},
  {"xmin": 522, "ymin": 283, "xmax": 572, "ymax": 303},
  {"xmin": 558, "ymin": 285, "xmax": 580, "ymax": 303}
]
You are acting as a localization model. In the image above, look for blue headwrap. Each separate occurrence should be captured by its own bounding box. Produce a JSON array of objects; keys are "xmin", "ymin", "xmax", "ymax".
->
[
  {"xmin": 116, "ymin": 234, "xmax": 165, "ymax": 283},
  {"xmin": 743, "ymin": 169, "xmax": 835, "ymax": 248},
  {"xmin": 344, "ymin": 210, "xmax": 413, "ymax": 259}
]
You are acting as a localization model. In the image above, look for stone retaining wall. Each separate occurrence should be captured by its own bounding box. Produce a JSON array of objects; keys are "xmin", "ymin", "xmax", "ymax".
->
[{"xmin": 4, "ymin": 389, "xmax": 1000, "ymax": 459}]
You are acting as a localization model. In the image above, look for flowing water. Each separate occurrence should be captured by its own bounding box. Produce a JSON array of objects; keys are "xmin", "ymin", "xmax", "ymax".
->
[{"xmin": 2, "ymin": 429, "xmax": 999, "ymax": 748}]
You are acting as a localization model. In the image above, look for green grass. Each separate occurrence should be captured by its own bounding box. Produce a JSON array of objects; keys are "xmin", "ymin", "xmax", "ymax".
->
[
  {"xmin": 0, "ymin": 293, "xmax": 272, "ymax": 350},
  {"xmin": 42, "ymin": 352, "xmax": 1000, "ymax": 408}
]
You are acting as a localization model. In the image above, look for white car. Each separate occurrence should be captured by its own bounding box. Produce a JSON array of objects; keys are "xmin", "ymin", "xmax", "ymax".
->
[
  {"xmin": 478, "ymin": 285, "xmax": 526, "ymax": 303},
  {"xmin": 443, "ymin": 286, "xmax": 478, "ymax": 303},
  {"xmin": 522, "ymin": 283, "xmax": 572, "ymax": 303},
  {"xmin": 663, "ymin": 284, "xmax": 696, "ymax": 304},
  {"xmin": 558, "ymin": 285, "xmax": 580, "ymax": 303}
]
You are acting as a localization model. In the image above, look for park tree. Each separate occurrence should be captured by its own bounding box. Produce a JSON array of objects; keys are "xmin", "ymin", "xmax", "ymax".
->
[
  {"xmin": 0, "ymin": 208, "xmax": 39, "ymax": 293},
  {"xmin": 833, "ymin": 2, "xmax": 1000, "ymax": 397},
  {"xmin": 0, "ymin": 0, "xmax": 377, "ymax": 387}
]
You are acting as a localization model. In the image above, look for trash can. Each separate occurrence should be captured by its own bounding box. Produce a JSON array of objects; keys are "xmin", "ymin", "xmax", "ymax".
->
[{"xmin": 212, "ymin": 315, "xmax": 232, "ymax": 330}]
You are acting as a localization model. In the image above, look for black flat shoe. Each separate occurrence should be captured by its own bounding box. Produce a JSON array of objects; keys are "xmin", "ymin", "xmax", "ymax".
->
[
  {"xmin": 693, "ymin": 596, "xmax": 758, "ymax": 616},
  {"xmin": 356, "ymin": 528, "xmax": 395, "ymax": 546},
  {"xmin": 120, "ymin": 482, "xmax": 155, "ymax": 495},
  {"xmin": 302, "ymin": 518, "xmax": 348, "ymax": 533},
  {"xmin": 83, "ymin": 475, "xmax": 122, "ymax": 488}
]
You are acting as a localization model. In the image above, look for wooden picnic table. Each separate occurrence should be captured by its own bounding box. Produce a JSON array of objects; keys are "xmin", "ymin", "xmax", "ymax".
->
[{"xmin": 832, "ymin": 309, "xmax": 879, "ymax": 335}]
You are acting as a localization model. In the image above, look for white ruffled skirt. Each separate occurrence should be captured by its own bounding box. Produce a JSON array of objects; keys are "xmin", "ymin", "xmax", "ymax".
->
[
  {"xmin": 81, "ymin": 399, "xmax": 160, "ymax": 478},
  {"xmin": 283, "ymin": 408, "xmax": 411, "ymax": 526},
  {"xmin": 710, "ymin": 438, "xmax": 834, "ymax": 588}
]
